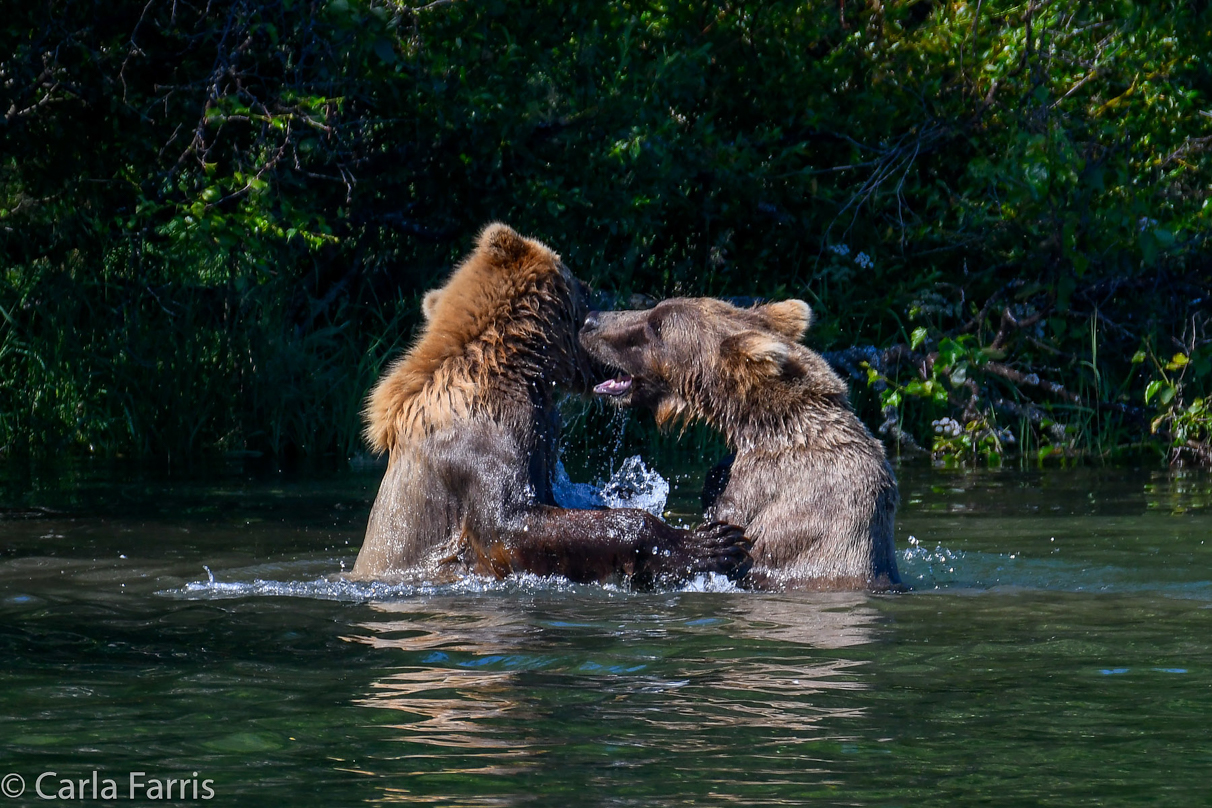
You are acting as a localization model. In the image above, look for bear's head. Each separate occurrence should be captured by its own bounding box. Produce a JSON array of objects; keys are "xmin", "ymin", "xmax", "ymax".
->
[
  {"xmin": 365, "ymin": 223, "xmax": 597, "ymax": 454},
  {"xmin": 579, "ymin": 297, "xmax": 846, "ymax": 439}
]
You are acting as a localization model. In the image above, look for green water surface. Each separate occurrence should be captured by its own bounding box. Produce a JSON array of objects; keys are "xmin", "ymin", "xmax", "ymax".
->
[{"xmin": 1, "ymin": 462, "xmax": 1210, "ymax": 806}]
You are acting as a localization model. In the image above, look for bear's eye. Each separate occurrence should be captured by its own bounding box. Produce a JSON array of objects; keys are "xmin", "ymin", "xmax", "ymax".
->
[
  {"xmin": 618, "ymin": 324, "xmax": 649, "ymax": 350},
  {"xmin": 646, "ymin": 311, "xmax": 667, "ymax": 341}
]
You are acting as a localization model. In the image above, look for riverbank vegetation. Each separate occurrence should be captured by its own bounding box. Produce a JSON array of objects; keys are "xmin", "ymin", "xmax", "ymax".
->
[{"xmin": 2, "ymin": 0, "xmax": 1209, "ymax": 465}]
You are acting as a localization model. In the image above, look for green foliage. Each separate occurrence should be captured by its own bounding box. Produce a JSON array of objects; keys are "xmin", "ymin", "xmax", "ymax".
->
[
  {"xmin": 1143, "ymin": 342, "xmax": 1212, "ymax": 465},
  {"xmin": 1, "ymin": 0, "xmax": 1209, "ymax": 461}
]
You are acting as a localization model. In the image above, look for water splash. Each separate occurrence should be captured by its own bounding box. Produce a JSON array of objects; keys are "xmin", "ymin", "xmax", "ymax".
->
[
  {"xmin": 900, "ymin": 535, "xmax": 967, "ymax": 589},
  {"xmin": 607, "ymin": 407, "xmax": 631, "ymax": 458},
  {"xmin": 162, "ymin": 566, "xmax": 746, "ymax": 602},
  {"xmin": 599, "ymin": 455, "xmax": 670, "ymax": 515},
  {"xmin": 898, "ymin": 535, "xmax": 1212, "ymax": 598},
  {"xmin": 167, "ymin": 567, "xmax": 750, "ymax": 602},
  {"xmin": 553, "ymin": 455, "xmax": 669, "ymax": 517},
  {"xmin": 166, "ymin": 569, "xmax": 593, "ymax": 603},
  {"xmin": 680, "ymin": 572, "xmax": 741, "ymax": 593}
]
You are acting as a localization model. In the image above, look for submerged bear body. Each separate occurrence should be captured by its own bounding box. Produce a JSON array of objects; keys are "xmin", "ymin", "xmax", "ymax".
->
[{"xmin": 580, "ymin": 297, "xmax": 900, "ymax": 591}]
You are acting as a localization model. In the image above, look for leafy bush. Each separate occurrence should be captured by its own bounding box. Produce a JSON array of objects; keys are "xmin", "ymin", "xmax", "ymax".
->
[{"xmin": 1, "ymin": 0, "xmax": 1208, "ymax": 462}]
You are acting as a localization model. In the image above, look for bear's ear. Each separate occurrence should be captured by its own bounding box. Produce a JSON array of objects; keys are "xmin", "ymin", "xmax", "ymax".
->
[
  {"xmin": 755, "ymin": 299, "xmax": 812, "ymax": 341},
  {"xmin": 476, "ymin": 222, "xmax": 532, "ymax": 264},
  {"xmin": 421, "ymin": 288, "xmax": 442, "ymax": 321},
  {"xmin": 720, "ymin": 331, "xmax": 793, "ymax": 378}
]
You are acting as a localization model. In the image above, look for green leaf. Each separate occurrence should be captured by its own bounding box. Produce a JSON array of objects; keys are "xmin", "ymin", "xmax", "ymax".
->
[
  {"xmin": 1145, "ymin": 380, "xmax": 1164, "ymax": 403},
  {"xmin": 1165, "ymin": 353, "xmax": 1189, "ymax": 371},
  {"xmin": 373, "ymin": 39, "xmax": 397, "ymax": 65},
  {"xmin": 1131, "ymin": 351, "xmax": 1146, "ymax": 364},
  {"xmin": 936, "ymin": 337, "xmax": 965, "ymax": 368},
  {"xmin": 910, "ymin": 327, "xmax": 927, "ymax": 351}
]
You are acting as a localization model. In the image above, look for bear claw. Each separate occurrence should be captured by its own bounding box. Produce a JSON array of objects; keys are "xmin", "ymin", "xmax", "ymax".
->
[{"xmin": 688, "ymin": 520, "xmax": 753, "ymax": 579}]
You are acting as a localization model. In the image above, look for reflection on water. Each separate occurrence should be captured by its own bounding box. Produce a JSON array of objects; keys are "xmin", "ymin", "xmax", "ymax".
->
[
  {"xmin": 1, "ymin": 464, "xmax": 1211, "ymax": 806},
  {"xmin": 344, "ymin": 592, "xmax": 881, "ymax": 797},
  {"xmin": 351, "ymin": 601, "xmax": 537, "ymax": 767},
  {"xmin": 722, "ymin": 592, "xmax": 878, "ymax": 648}
]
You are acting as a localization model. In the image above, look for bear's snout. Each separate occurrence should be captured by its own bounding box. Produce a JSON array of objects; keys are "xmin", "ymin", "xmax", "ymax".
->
[{"xmin": 582, "ymin": 310, "xmax": 601, "ymax": 331}]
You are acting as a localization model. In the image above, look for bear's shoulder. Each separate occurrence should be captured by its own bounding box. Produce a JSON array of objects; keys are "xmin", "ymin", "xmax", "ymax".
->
[{"xmin": 363, "ymin": 224, "xmax": 568, "ymax": 455}]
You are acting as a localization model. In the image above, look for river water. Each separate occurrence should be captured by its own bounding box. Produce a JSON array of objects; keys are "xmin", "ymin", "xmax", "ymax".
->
[{"xmin": 1, "ymin": 460, "xmax": 1209, "ymax": 806}]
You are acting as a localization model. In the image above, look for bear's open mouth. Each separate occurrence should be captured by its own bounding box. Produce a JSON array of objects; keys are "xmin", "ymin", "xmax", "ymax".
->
[{"xmin": 592, "ymin": 374, "xmax": 633, "ymax": 397}]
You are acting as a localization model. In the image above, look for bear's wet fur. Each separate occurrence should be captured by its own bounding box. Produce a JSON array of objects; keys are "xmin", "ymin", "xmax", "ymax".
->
[
  {"xmin": 580, "ymin": 297, "xmax": 900, "ymax": 591},
  {"xmin": 349, "ymin": 225, "xmax": 749, "ymax": 585}
]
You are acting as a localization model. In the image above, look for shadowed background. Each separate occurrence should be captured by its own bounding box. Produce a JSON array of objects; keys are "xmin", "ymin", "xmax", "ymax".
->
[{"xmin": 1, "ymin": 0, "xmax": 1209, "ymax": 464}]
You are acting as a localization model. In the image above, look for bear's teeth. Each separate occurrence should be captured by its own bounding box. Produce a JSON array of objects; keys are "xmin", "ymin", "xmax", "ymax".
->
[{"xmin": 593, "ymin": 375, "xmax": 633, "ymax": 396}]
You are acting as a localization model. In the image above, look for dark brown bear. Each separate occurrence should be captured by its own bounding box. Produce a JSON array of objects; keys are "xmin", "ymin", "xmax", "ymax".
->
[
  {"xmin": 348, "ymin": 225, "xmax": 749, "ymax": 585},
  {"xmin": 579, "ymin": 297, "xmax": 900, "ymax": 591}
]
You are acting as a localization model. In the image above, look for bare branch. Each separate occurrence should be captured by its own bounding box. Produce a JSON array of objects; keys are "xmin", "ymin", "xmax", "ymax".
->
[
  {"xmin": 1161, "ymin": 135, "xmax": 1212, "ymax": 168},
  {"xmin": 984, "ymin": 362, "xmax": 1081, "ymax": 403}
]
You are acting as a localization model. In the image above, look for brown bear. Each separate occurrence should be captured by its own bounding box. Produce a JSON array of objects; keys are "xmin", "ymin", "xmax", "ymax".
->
[
  {"xmin": 579, "ymin": 297, "xmax": 900, "ymax": 591},
  {"xmin": 347, "ymin": 224, "xmax": 750, "ymax": 586}
]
